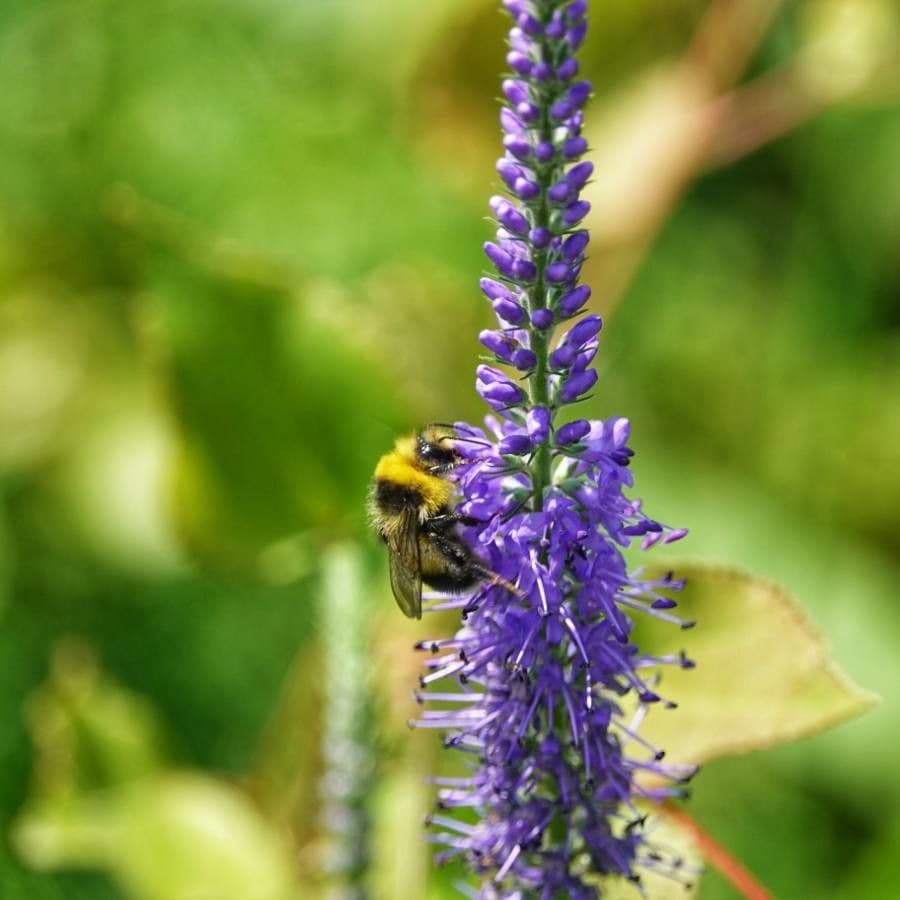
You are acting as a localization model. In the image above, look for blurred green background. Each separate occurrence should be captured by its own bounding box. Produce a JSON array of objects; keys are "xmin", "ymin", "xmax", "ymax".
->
[{"xmin": 1, "ymin": 0, "xmax": 898, "ymax": 897}]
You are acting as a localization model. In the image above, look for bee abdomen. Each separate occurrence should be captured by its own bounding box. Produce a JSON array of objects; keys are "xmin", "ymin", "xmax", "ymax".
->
[{"xmin": 419, "ymin": 533, "xmax": 481, "ymax": 592}]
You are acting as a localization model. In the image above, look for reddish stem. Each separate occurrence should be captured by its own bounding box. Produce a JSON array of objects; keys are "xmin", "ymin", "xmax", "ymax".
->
[{"xmin": 662, "ymin": 802, "xmax": 774, "ymax": 900}]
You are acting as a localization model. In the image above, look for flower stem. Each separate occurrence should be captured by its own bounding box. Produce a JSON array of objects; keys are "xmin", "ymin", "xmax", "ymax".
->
[
  {"xmin": 525, "ymin": 21, "xmax": 560, "ymax": 513},
  {"xmin": 529, "ymin": 332, "xmax": 551, "ymax": 512},
  {"xmin": 662, "ymin": 802, "xmax": 773, "ymax": 900}
]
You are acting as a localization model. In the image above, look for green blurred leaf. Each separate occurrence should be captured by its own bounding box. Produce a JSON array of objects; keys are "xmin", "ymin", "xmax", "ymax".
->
[
  {"xmin": 12, "ymin": 640, "xmax": 300, "ymax": 900},
  {"xmin": 22, "ymin": 639, "xmax": 167, "ymax": 798},
  {"xmin": 14, "ymin": 773, "xmax": 299, "ymax": 900},
  {"xmin": 370, "ymin": 768, "xmax": 430, "ymax": 900},
  {"xmin": 135, "ymin": 234, "xmax": 406, "ymax": 573},
  {"xmin": 115, "ymin": 773, "xmax": 298, "ymax": 900},
  {"xmin": 635, "ymin": 564, "xmax": 879, "ymax": 766}
]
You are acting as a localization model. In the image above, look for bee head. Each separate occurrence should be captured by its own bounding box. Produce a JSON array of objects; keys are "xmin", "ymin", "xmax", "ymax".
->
[{"xmin": 416, "ymin": 424, "xmax": 459, "ymax": 473}]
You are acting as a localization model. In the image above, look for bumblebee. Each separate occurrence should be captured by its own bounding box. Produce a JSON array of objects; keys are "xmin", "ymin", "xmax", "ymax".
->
[{"xmin": 370, "ymin": 424, "xmax": 513, "ymax": 618}]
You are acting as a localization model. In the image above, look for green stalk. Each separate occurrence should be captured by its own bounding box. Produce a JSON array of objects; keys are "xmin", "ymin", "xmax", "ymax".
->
[{"xmin": 526, "ymin": 44, "xmax": 560, "ymax": 514}]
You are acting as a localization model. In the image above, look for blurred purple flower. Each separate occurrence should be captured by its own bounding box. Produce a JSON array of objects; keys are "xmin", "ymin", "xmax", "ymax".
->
[{"xmin": 413, "ymin": 1, "xmax": 696, "ymax": 896}]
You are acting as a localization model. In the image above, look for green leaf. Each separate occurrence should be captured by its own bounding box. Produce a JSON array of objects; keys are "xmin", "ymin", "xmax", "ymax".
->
[
  {"xmin": 12, "ymin": 640, "xmax": 301, "ymax": 900},
  {"xmin": 14, "ymin": 773, "xmax": 300, "ymax": 900},
  {"xmin": 634, "ymin": 563, "xmax": 879, "ymax": 766}
]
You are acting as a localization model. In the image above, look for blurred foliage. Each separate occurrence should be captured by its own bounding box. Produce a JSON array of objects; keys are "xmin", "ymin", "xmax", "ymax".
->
[
  {"xmin": 1, "ymin": 0, "xmax": 898, "ymax": 897},
  {"xmin": 11, "ymin": 641, "xmax": 300, "ymax": 900}
]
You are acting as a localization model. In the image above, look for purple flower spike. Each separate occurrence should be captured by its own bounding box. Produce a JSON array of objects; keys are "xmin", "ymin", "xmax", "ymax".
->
[{"xmin": 416, "ymin": 2, "xmax": 696, "ymax": 895}]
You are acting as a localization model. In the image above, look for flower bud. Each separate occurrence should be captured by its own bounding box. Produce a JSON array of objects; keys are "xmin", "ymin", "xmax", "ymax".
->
[
  {"xmin": 526, "ymin": 406, "xmax": 551, "ymax": 443},
  {"xmin": 512, "ymin": 348, "xmax": 537, "ymax": 370},
  {"xmin": 499, "ymin": 433, "xmax": 534, "ymax": 455},
  {"xmin": 561, "ymin": 231, "xmax": 589, "ymax": 260},
  {"xmin": 479, "ymin": 330, "xmax": 516, "ymax": 362},
  {"xmin": 557, "ymin": 284, "xmax": 591, "ymax": 316},
  {"xmin": 556, "ymin": 419, "xmax": 591, "ymax": 444},
  {"xmin": 484, "ymin": 242, "xmax": 516, "ymax": 279},
  {"xmin": 493, "ymin": 297, "xmax": 527, "ymax": 325},
  {"xmin": 563, "ymin": 314, "xmax": 603, "ymax": 348},
  {"xmin": 545, "ymin": 262, "xmax": 572, "ymax": 284},
  {"xmin": 560, "ymin": 368, "xmax": 598, "ymax": 402}
]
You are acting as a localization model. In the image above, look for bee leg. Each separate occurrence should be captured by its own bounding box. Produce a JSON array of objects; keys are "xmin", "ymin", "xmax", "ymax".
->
[
  {"xmin": 421, "ymin": 514, "xmax": 460, "ymax": 534},
  {"xmin": 455, "ymin": 514, "xmax": 484, "ymax": 527},
  {"xmin": 422, "ymin": 534, "xmax": 482, "ymax": 592},
  {"xmin": 427, "ymin": 533, "xmax": 523, "ymax": 600},
  {"xmin": 422, "ymin": 513, "xmax": 482, "ymax": 533},
  {"xmin": 423, "ymin": 460, "xmax": 464, "ymax": 477}
]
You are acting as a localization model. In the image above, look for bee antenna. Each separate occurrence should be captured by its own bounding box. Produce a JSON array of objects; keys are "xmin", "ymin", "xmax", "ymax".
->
[{"xmin": 451, "ymin": 435, "xmax": 492, "ymax": 449}]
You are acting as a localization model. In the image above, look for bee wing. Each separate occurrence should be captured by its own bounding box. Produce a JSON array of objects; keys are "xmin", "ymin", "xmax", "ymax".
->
[{"xmin": 387, "ymin": 507, "xmax": 422, "ymax": 619}]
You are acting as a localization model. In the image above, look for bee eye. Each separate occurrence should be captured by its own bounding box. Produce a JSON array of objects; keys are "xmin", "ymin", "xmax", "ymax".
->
[{"xmin": 418, "ymin": 436, "xmax": 457, "ymax": 469}]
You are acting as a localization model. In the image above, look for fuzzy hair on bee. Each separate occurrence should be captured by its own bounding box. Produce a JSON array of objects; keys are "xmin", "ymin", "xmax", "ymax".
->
[{"xmin": 370, "ymin": 424, "xmax": 517, "ymax": 618}]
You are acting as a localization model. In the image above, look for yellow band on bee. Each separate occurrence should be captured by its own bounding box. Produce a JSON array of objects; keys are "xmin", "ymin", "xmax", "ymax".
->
[{"xmin": 374, "ymin": 450, "xmax": 454, "ymax": 516}]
